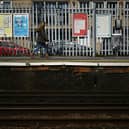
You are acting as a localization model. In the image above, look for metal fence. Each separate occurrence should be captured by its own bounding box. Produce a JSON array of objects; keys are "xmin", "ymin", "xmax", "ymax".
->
[
  {"xmin": 33, "ymin": 1, "xmax": 129, "ymax": 56},
  {"xmin": 33, "ymin": 4, "xmax": 94, "ymax": 56},
  {"xmin": 0, "ymin": 6, "xmax": 32, "ymax": 56},
  {"xmin": 0, "ymin": 6, "xmax": 32, "ymax": 49},
  {"xmin": 0, "ymin": 1, "xmax": 129, "ymax": 57}
]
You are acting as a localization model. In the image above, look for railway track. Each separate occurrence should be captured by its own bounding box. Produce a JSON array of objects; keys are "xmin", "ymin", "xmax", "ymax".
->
[
  {"xmin": 0, "ymin": 91, "xmax": 129, "ymax": 105},
  {"xmin": 0, "ymin": 91, "xmax": 129, "ymax": 129},
  {"xmin": 0, "ymin": 107, "xmax": 129, "ymax": 129}
]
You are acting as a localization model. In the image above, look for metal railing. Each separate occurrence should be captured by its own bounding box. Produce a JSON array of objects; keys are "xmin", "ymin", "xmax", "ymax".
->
[
  {"xmin": 33, "ymin": 1, "xmax": 129, "ymax": 56},
  {"xmin": 0, "ymin": 1, "xmax": 129, "ymax": 57}
]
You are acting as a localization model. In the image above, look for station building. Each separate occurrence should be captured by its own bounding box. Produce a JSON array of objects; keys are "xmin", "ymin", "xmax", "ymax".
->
[{"xmin": 0, "ymin": 0, "xmax": 129, "ymax": 56}]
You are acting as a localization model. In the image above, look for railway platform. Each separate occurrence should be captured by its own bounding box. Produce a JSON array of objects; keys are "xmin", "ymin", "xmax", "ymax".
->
[
  {"xmin": 0, "ymin": 56, "xmax": 129, "ymax": 67},
  {"xmin": 0, "ymin": 56, "xmax": 129, "ymax": 129},
  {"xmin": 0, "ymin": 56, "xmax": 129, "ymax": 94}
]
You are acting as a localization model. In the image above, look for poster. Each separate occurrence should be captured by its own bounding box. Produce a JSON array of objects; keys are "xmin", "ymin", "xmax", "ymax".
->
[
  {"xmin": 73, "ymin": 13, "xmax": 88, "ymax": 37},
  {"xmin": 13, "ymin": 14, "xmax": 29, "ymax": 37},
  {"xmin": 0, "ymin": 14, "xmax": 12, "ymax": 37},
  {"xmin": 96, "ymin": 14, "xmax": 111, "ymax": 37}
]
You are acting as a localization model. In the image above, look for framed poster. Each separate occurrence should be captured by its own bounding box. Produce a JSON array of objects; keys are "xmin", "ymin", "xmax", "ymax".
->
[
  {"xmin": 96, "ymin": 14, "xmax": 112, "ymax": 37},
  {"xmin": 13, "ymin": 14, "xmax": 29, "ymax": 37},
  {"xmin": 0, "ymin": 14, "xmax": 12, "ymax": 37},
  {"xmin": 73, "ymin": 13, "xmax": 88, "ymax": 37}
]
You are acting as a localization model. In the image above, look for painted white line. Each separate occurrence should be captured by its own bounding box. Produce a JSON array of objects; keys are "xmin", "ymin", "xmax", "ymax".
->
[
  {"xmin": 99, "ymin": 62, "xmax": 129, "ymax": 66},
  {"xmin": 0, "ymin": 62, "xmax": 129, "ymax": 67},
  {"xmin": 0, "ymin": 62, "xmax": 26, "ymax": 66},
  {"xmin": 29, "ymin": 62, "xmax": 98, "ymax": 66}
]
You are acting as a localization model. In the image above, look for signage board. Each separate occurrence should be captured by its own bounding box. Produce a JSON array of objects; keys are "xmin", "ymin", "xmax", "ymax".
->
[
  {"xmin": 73, "ymin": 13, "xmax": 88, "ymax": 37},
  {"xmin": 13, "ymin": 14, "xmax": 29, "ymax": 37},
  {"xmin": 96, "ymin": 14, "xmax": 111, "ymax": 37},
  {"xmin": 0, "ymin": 14, "xmax": 12, "ymax": 37}
]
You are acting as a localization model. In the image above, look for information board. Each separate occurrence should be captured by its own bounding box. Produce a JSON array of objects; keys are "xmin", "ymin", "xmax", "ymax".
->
[
  {"xmin": 96, "ymin": 14, "xmax": 111, "ymax": 37},
  {"xmin": 0, "ymin": 14, "xmax": 12, "ymax": 37},
  {"xmin": 73, "ymin": 13, "xmax": 88, "ymax": 37},
  {"xmin": 13, "ymin": 14, "xmax": 29, "ymax": 37}
]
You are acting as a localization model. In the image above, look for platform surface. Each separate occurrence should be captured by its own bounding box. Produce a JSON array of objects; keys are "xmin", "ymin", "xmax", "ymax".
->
[{"xmin": 0, "ymin": 56, "xmax": 129, "ymax": 66}]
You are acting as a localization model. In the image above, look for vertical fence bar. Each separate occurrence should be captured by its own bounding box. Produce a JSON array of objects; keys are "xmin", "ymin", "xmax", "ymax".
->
[
  {"xmin": 93, "ymin": 2, "xmax": 96, "ymax": 57},
  {"xmin": 127, "ymin": 4, "xmax": 129, "ymax": 55},
  {"xmin": 105, "ymin": 38, "xmax": 107, "ymax": 56},
  {"xmin": 58, "ymin": 9, "xmax": 61, "ymax": 51},
  {"xmin": 71, "ymin": 7, "xmax": 74, "ymax": 56},
  {"xmin": 44, "ymin": 2, "xmax": 46, "ymax": 23},
  {"xmin": 32, "ymin": 5, "xmax": 35, "ymax": 50},
  {"xmin": 89, "ymin": 3, "xmax": 92, "ymax": 56},
  {"xmin": 48, "ymin": 6, "xmax": 51, "ymax": 44},
  {"xmin": 54, "ymin": 8, "xmax": 56, "ymax": 44},
  {"xmin": 68, "ymin": 8, "xmax": 71, "ymax": 42},
  {"xmin": 123, "ymin": 2, "xmax": 125, "ymax": 55},
  {"xmin": 51, "ymin": 8, "xmax": 53, "ymax": 42}
]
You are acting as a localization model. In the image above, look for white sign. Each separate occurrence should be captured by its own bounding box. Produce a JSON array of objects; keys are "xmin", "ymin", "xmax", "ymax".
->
[
  {"xmin": 74, "ymin": 19, "xmax": 85, "ymax": 33},
  {"xmin": 96, "ymin": 14, "xmax": 111, "ymax": 37}
]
